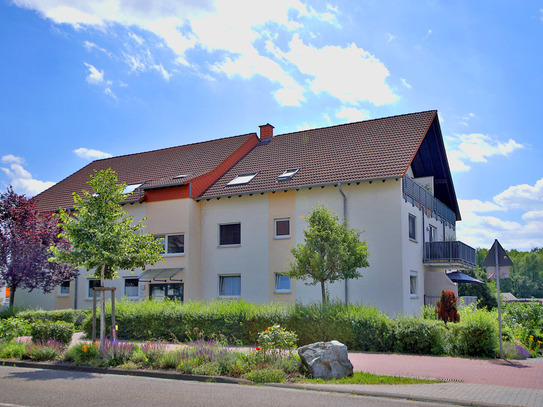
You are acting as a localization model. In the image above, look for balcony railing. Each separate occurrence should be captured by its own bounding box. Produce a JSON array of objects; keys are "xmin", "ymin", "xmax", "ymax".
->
[
  {"xmin": 424, "ymin": 241, "xmax": 476, "ymax": 269},
  {"xmin": 403, "ymin": 176, "xmax": 456, "ymax": 226}
]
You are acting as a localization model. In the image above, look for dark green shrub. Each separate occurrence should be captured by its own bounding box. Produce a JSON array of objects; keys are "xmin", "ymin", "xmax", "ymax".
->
[
  {"xmin": 0, "ymin": 340, "xmax": 26, "ymax": 359},
  {"xmin": 351, "ymin": 306, "xmax": 393, "ymax": 351},
  {"xmin": 0, "ymin": 306, "xmax": 27, "ymax": 320},
  {"xmin": 0, "ymin": 318, "xmax": 31, "ymax": 342},
  {"xmin": 17, "ymin": 309, "xmax": 90, "ymax": 328},
  {"xmin": 446, "ymin": 306, "xmax": 498, "ymax": 357},
  {"xmin": 31, "ymin": 321, "xmax": 74, "ymax": 345},
  {"xmin": 392, "ymin": 317, "xmax": 445, "ymax": 355}
]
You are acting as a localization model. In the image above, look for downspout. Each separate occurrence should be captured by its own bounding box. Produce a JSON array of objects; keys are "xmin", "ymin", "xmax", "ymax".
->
[{"xmin": 338, "ymin": 183, "xmax": 348, "ymax": 304}]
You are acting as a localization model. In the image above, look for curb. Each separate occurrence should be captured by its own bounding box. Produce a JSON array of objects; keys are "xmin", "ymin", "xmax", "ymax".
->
[
  {"xmin": 0, "ymin": 359, "xmax": 252, "ymax": 385},
  {"xmin": 266, "ymin": 383, "xmax": 522, "ymax": 407}
]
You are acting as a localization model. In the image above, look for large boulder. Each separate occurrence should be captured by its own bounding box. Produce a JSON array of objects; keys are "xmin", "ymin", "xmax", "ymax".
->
[{"xmin": 298, "ymin": 340, "xmax": 354, "ymax": 379}]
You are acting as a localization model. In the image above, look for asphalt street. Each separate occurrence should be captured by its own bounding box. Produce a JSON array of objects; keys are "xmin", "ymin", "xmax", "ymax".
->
[{"xmin": 0, "ymin": 366, "xmax": 448, "ymax": 407}]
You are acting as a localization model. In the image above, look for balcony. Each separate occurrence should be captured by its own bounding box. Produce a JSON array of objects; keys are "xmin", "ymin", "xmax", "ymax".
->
[
  {"xmin": 424, "ymin": 241, "xmax": 476, "ymax": 270},
  {"xmin": 403, "ymin": 176, "xmax": 456, "ymax": 227}
]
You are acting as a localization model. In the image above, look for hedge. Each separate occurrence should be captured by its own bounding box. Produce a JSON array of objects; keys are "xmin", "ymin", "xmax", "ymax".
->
[{"xmin": 73, "ymin": 299, "xmax": 500, "ymax": 357}]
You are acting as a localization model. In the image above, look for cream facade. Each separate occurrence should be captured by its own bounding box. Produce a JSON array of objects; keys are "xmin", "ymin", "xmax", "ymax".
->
[{"xmin": 14, "ymin": 111, "xmax": 476, "ymax": 315}]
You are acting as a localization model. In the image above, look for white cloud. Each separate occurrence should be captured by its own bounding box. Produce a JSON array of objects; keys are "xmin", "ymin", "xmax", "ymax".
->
[
  {"xmin": 73, "ymin": 148, "xmax": 113, "ymax": 160},
  {"xmin": 457, "ymin": 179, "xmax": 543, "ymax": 250},
  {"xmin": 494, "ymin": 178, "xmax": 543, "ymax": 210},
  {"xmin": 335, "ymin": 107, "xmax": 370, "ymax": 123},
  {"xmin": 12, "ymin": 1, "xmax": 396, "ymax": 108},
  {"xmin": 445, "ymin": 133, "xmax": 524, "ymax": 172},
  {"xmin": 1, "ymin": 155, "xmax": 55, "ymax": 196},
  {"xmin": 400, "ymin": 78, "xmax": 411, "ymax": 89},
  {"xmin": 281, "ymin": 35, "xmax": 398, "ymax": 106},
  {"xmin": 458, "ymin": 199, "xmax": 505, "ymax": 213},
  {"xmin": 84, "ymin": 62, "xmax": 106, "ymax": 85}
]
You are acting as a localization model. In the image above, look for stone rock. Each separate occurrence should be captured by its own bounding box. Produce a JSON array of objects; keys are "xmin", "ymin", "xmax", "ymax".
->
[{"xmin": 298, "ymin": 340, "xmax": 354, "ymax": 379}]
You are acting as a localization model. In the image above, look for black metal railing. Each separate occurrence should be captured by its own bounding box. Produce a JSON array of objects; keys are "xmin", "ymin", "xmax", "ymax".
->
[
  {"xmin": 424, "ymin": 241, "xmax": 476, "ymax": 268},
  {"xmin": 403, "ymin": 176, "xmax": 456, "ymax": 226}
]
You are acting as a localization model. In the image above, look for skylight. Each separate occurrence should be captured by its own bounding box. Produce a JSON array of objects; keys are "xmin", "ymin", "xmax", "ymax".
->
[
  {"xmin": 123, "ymin": 183, "xmax": 143, "ymax": 195},
  {"xmin": 173, "ymin": 173, "xmax": 192, "ymax": 179},
  {"xmin": 278, "ymin": 168, "xmax": 299, "ymax": 182},
  {"xmin": 226, "ymin": 172, "xmax": 258, "ymax": 186}
]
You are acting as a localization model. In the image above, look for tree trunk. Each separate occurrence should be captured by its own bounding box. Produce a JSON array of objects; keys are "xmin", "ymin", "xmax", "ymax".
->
[
  {"xmin": 100, "ymin": 264, "xmax": 106, "ymax": 350},
  {"xmin": 320, "ymin": 281, "xmax": 326, "ymax": 305},
  {"xmin": 8, "ymin": 285, "xmax": 15, "ymax": 308}
]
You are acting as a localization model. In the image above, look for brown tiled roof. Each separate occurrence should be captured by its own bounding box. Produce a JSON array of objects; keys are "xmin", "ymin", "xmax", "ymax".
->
[
  {"xmin": 35, "ymin": 133, "xmax": 256, "ymax": 212},
  {"xmin": 198, "ymin": 111, "xmax": 438, "ymax": 199}
]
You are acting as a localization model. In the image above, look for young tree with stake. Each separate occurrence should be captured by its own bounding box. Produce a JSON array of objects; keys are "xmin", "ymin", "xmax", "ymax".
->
[{"xmin": 50, "ymin": 169, "xmax": 163, "ymax": 348}]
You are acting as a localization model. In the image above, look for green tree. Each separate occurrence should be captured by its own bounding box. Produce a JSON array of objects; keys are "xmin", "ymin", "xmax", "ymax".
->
[
  {"xmin": 49, "ymin": 169, "xmax": 163, "ymax": 348},
  {"xmin": 285, "ymin": 205, "xmax": 369, "ymax": 304}
]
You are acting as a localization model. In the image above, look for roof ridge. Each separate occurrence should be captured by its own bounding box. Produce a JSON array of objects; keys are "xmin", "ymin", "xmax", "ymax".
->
[
  {"xmin": 89, "ymin": 132, "xmax": 257, "ymax": 164},
  {"xmin": 274, "ymin": 110, "xmax": 437, "ymax": 139}
]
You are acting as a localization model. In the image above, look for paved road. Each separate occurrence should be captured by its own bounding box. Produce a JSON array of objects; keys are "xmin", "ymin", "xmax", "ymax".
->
[{"xmin": 0, "ymin": 366, "xmax": 446, "ymax": 407}]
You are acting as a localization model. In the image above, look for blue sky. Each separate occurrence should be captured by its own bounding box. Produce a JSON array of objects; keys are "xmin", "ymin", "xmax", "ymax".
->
[{"xmin": 1, "ymin": 0, "xmax": 542, "ymax": 251}]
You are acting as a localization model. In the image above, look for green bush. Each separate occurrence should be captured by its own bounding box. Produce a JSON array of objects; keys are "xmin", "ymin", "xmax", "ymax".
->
[
  {"xmin": 25, "ymin": 340, "xmax": 65, "ymax": 361},
  {"xmin": 392, "ymin": 317, "xmax": 445, "ymax": 355},
  {"xmin": 64, "ymin": 343, "xmax": 101, "ymax": 364},
  {"xmin": 351, "ymin": 306, "xmax": 393, "ymax": 351},
  {"xmin": 0, "ymin": 340, "xmax": 26, "ymax": 359},
  {"xmin": 17, "ymin": 309, "xmax": 90, "ymax": 328},
  {"xmin": 0, "ymin": 306, "xmax": 27, "ymax": 320},
  {"xmin": 446, "ymin": 305, "xmax": 498, "ymax": 357},
  {"xmin": 0, "ymin": 318, "xmax": 31, "ymax": 342},
  {"xmin": 31, "ymin": 321, "xmax": 74, "ymax": 345}
]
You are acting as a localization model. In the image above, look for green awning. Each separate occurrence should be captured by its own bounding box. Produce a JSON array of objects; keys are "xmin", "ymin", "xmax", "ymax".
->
[{"xmin": 138, "ymin": 268, "xmax": 183, "ymax": 283}]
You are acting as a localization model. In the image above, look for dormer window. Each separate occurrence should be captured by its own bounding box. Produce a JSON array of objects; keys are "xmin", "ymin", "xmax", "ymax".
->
[
  {"xmin": 278, "ymin": 168, "xmax": 299, "ymax": 182},
  {"xmin": 226, "ymin": 172, "xmax": 258, "ymax": 186},
  {"xmin": 123, "ymin": 183, "xmax": 143, "ymax": 195}
]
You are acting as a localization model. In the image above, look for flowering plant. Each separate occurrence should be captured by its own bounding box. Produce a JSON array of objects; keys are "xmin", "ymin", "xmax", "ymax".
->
[{"xmin": 257, "ymin": 325, "xmax": 298, "ymax": 357}]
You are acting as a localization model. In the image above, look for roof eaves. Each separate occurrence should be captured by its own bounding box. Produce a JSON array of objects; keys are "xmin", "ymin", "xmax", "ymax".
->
[{"xmin": 195, "ymin": 176, "xmax": 402, "ymax": 201}]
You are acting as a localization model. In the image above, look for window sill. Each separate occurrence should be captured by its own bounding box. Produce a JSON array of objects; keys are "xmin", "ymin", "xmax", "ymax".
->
[
  {"xmin": 218, "ymin": 244, "xmax": 241, "ymax": 248},
  {"xmin": 409, "ymin": 238, "xmax": 418, "ymax": 243},
  {"xmin": 274, "ymin": 290, "xmax": 291, "ymax": 294},
  {"xmin": 57, "ymin": 294, "xmax": 70, "ymax": 298},
  {"xmin": 410, "ymin": 294, "xmax": 419, "ymax": 299},
  {"xmin": 273, "ymin": 235, "xmax": 291, "ymax": 240},
  {"xmin": 162, "ymin": 253, "xmax": 185, "ymax": 257}
]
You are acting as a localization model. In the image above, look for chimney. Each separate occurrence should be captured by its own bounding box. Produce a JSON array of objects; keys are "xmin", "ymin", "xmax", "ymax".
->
[{"xmin": 259, "ymin": 123, "xmax": 274, "ymax": 140}]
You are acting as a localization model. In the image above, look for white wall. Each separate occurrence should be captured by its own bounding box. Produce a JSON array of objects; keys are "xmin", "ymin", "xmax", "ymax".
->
[
  {"xmin": 200, "ymin": 194, "xmax": 269, "ymax": 302},
  {"xmin": 294, "ymin": 180, "xmax": 406, "ymax": 314}
]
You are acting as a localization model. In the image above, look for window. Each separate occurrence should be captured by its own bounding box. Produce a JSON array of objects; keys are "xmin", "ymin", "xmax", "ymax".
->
[
  {"xmin": 59, "ymin": 280, "xmax": 70, "ymax": 296},
  {"xmin": 274, "ymin": 218, "xmax": 290, "ymax": 239},
  {"xmin": 226, "ymin": 172, "xmax": 258, "ymax": 186},
  {"xmin": 278, "ymin": 168, "xmax": 299, "ymax": 182},
  {"xmin": 274, "ymin": 274, "xmax": 291, "ymax": 293},
  {"xmin": 410, "ymin": 272, "xmax": 418, "ymax": 298},
  {"xmin": 88, "ymin": 279, "xmax": 101, "ymax": 299},
  {"xmin": 408, "ymin": 214, "xmax": 416, "ymax": 240},
  {"xmin": 219, "ymin": 223, "xmax": 241, "ymax": 246},
  {"xmin": 124, "ymin": 278, "xmax": 139, "ymax": 298},
  {"xmin": 219, "ymin": 275, "xmax": 241, "ymax": 297},
  {"xmin": 156, "ymin": 234, "xmax": 184, "ymax": 255},
  {"xmin": 429, "ymin": 225, "xmax": 437, "ymax": 242},
  {"xmin": 150, "ymin": 283, "xmax": 184, "ymax": 301}
]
